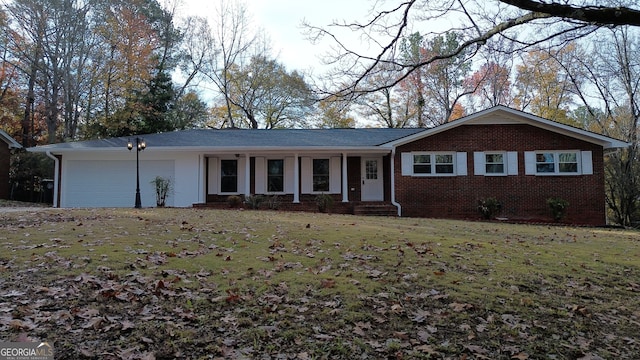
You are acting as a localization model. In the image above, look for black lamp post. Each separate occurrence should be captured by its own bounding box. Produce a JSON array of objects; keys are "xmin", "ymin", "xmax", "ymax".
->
[{"xmin": 127, "ymin": 137, "xmax": 146, "ymax": 208}]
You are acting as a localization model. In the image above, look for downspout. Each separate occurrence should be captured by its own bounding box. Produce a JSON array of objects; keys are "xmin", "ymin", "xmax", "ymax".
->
[
  {"xmin": 45, "ymin": 151, "xmax": 59, "ymax": 208},
  {"xmin": 390, "ymin": 147, "xmax": 401, "ymax": 216}
]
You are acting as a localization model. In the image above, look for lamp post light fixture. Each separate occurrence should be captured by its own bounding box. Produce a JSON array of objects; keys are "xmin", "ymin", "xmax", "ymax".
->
[{"xmin": 127, "ymin": 137, "xmax": 146, "ymax": 208}]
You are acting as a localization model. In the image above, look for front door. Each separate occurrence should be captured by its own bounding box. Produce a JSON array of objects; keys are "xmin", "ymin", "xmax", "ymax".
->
[{"xmin": 361, "ymin": 157, "xmax": 384, "ymax": 201}]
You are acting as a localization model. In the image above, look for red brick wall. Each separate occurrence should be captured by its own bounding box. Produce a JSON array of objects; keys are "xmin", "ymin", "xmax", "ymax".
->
[
  {"xmin": 0, "ymin": 143, "xmax": 9, "ymax": 199},
  {"xmin": 394, "ymin": 124, "xmax": 606, "ymax": 225}
]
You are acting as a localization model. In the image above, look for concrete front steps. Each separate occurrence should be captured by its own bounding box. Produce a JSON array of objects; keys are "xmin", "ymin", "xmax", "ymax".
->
[{"xmin": 352, "ymin": 202, "xmax": 398, "ymax": 216}]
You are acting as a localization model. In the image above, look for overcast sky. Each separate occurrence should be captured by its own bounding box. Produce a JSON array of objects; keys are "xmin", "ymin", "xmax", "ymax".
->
[{"xmin": 178, "ymin": 0, "xmax": 375, "ymax": 73}]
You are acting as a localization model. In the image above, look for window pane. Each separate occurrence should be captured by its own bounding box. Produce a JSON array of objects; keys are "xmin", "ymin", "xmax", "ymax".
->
[
  {"xmin": 559, "ymin": 163, "xmax": 578, "ymax": 172},
  {"xmin": 413, "ymin": 155, "xmax": 430, "ymax": 164},
  {"xmin": 365, "ymin": 160, "xmax": 378, "ymax": 180},
  {"xmin": 414, "ymin": 164, "xmax": 431, "ymax": 174},
  {"xmin": 220, "ymin": 160, "xmax": 237, "ymax": 192},
  {"xmin": 558, "ymin": 153, "xmax": 577, "ymax": 163},
  {"xmin": 268, "ymin": 160, "xmax": 284, "ymax": 192},
  {"xmin": 435, "ymin": 154, "xmax": 453, "ymax": 164},
  {"xmin": 558, "ymin": 153, "xmax": 578, "ymax": 173},
  {"xmin": 536, "ymin": 153, "xmax": 555, "ymax": 173},
  {"xmin": 486, "ymin": 164, "xmax": 504, "ymax": 173},
  {"xmin": 435, "ymin": 164, "xmax": 454, "ymax": 173},
  {"xmin": 313, "ymin": 159, "xmax": 330, "ymax": 192},
  {"xmin": 485, "ymin": 153, "xmax": 503, "ymax": 164},
  {"xmin": 485, "ymin": 153, "xmax": 504, "ymax": 174}
]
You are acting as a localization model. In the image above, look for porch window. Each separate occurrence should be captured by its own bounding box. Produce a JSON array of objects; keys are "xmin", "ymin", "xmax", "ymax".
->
[
  {"xmin": 220, "ymin": 159, "xmax": 238, "ymax": 193},
  {"xmin": 313, "ymin": 159, "xmax": 330, "ymax": 192},
  {"xmin": 267, "ymin": 159, "xmax": 284, "ymax": 192}
]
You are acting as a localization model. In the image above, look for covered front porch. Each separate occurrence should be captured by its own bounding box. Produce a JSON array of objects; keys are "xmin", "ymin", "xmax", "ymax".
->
[{"xmin": 194, "ymin": 151, "xmax": 398, "ymax": 215}]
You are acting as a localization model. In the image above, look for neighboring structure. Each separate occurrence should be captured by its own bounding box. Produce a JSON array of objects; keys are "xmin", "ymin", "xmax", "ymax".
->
[
  {"xmin": 28, "ymin": 106, "xmax": 628, "ymax": 225},
  {"xmin": 0, "ymin": 130, "xmax": 22, "ymax": 199}
]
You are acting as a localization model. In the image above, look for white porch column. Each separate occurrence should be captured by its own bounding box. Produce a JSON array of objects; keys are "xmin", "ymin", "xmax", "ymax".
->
[
  {"xmin": 342, "ymin": 152, "xmax": 349, "ymax": 202},
  {"xmin": 245, "ymin": 153, "xmax": 251, "ymax": 196},
  {"xmin": 293, "ymin": 153, "xmax": 300, "ymax": 203}
]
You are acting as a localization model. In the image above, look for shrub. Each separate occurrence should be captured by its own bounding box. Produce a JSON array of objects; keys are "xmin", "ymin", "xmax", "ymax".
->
[
  {"xmin": 227, "ymin": 195, "xmax": 243, "ymax": 208},
  {"xmin": 244, "ymin": 195, "xmax": 264, "ymax": 210},
  {"xmin": 150, "ymin": 176, "xmax": 172, "ymax": 207},
  {"xmin": 477, "ymin": 197, "xmax": 502, "ymax": 220},
  {"xmin": 547, "ymin": 197, "xmax": 569, "ymax": 221},
  {"xmin": 315, "ymin": 193, "xmax": 334, "ymax": 213},
  {"xmin": 265, "ymin": 195, "xmax": 281, "ymax": 210}
]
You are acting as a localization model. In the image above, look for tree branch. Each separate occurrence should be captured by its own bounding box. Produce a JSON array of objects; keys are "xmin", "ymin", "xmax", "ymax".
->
[{"xmin": 498, "ymin": 0, "xmax": 640, "ymax": 26}]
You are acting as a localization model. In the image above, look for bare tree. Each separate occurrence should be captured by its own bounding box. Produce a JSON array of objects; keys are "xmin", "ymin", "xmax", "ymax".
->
[
  {"xmin": 201, "ymin": 0, "xmax": 255, "ymax": 128},
  {"xmin": 306, "ymin": 0, "xmax": 640, "ymax": 99},
  {"xmin": 564, "ymin": 28, "xmax": 640, "ymax": 226}
]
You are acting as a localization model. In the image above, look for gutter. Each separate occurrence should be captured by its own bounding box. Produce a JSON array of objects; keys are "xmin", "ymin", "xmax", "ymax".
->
[
  {"xmin": 45, "ymin": 151, "xmax": 59, "ymax": 208},
  {"xmin": 390, "ymin": 147, "xmax": 402, "ymax": 217}
]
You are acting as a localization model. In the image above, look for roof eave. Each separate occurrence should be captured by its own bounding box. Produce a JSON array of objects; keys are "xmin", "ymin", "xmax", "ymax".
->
[
  {"xmin": 0, "ymin": 130, "xmax": 22, "ymax": 149},
  {"xmin": 28, "ymin": 145, "xmax": 392, "ymax": 154},
  {"xmin": 386, "ymin": 106, "xmax": 630, "ymax": 150}
]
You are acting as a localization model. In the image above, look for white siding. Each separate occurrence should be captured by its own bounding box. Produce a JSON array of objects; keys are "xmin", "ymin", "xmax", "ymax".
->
[
  {"xmin": 64, "ymin": 160, "xmax": 174, "ymax": 207},
  {"xmin": 207, "ymin": 157, "xmax": 218, "ymax": 195},
  {"xmin": 254, "ymin": 157, "xmax": 266, "ymax": 194},
  {"xmin": 285, "ymin": 157, "xmax": 295, "ymax": 193},
  {"xmin": 301, "ymin": 157, "xmax": 312, "ymax": 193},
  {"xmin": 330, "ymin": 156, "xmax": 341, "ymax": 193}
]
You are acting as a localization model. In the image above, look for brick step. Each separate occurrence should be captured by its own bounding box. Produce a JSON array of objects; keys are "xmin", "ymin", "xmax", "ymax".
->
[{"xmin": 353, "ymin": 204, "xmax": 398, "ymax": 216}]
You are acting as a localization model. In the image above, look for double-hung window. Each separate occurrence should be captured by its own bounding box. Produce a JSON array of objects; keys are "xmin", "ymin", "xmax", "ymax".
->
[
  {"xmin": 313, "ymin": 159, "xmax": 330, "ymax": 192},
  {"xmin": 402, "ymin": 152, "xmax": 467, "ymax": 176},
  {"xmin": 473, "ymin": 151, "xmax": 517, "ymax": 176},
  {"xmin": 267, "ymin": 159, "xmax": 284, "ymax": 192},
  {"xmin": 535, "ymin": 151, "xmax": 578, "ymax": 174},
  {"xmin": 220, "ymin": 159, "xmax": 238, "ymax": 193},
  {"xmin": 485, "ymin": 153, "xmax": 505, "ymax": 174},
  {"xmin": 525, "ymin": 150, "xmax": 590, "ymax": 175}
]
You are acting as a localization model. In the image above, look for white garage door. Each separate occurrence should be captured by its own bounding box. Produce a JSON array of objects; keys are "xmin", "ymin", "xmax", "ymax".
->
[{"xmin": 64, "ymin": 160, "xmax": 175, "ymax": 207}]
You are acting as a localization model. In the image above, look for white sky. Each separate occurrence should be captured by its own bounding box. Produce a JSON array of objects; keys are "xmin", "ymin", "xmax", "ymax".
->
[{"xmin": 178, "ymin": 0, "xmax": 376, "ymax": 73}]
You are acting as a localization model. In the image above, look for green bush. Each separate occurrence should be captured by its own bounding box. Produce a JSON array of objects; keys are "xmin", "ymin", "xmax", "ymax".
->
[
  {"xmin": 244, "ymin": 195, "xmax": 264, "ymax": 209},
  {"xmin": 547, "ymin": 197, "xmax": 569, "ymax": 221},
  {"xmin": 477, "ymin": 197, "xmax": 502, "ymax": 219},
  {"xmin": 266, "ymin": 195, "xmax": 281, "ymax": 210},
  {"xmin": 315, "ymin": 193, "xmax": 334, "ymax": 213}
]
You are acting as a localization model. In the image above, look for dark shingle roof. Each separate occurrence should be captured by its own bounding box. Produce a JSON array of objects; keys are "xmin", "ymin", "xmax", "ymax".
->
[{"xmin": 30, "ymin": 128, "xmax": 426, "ymax": 151}]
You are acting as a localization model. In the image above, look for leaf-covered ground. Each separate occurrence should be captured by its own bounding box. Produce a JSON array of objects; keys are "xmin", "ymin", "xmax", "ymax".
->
[{"xmin": 0, "ymin": 208, "xmax": 639, "ymax": 359}]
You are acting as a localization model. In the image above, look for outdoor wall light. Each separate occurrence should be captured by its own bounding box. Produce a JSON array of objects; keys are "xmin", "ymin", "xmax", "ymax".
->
[{"xmin": 127, "ymin": 137, "xmax": 146, "ymax": 208}]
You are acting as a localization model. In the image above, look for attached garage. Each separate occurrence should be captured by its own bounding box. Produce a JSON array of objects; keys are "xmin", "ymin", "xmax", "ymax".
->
[{"xmin": 63, "ymin": 160, "xmax": 175, "ymax": 207}]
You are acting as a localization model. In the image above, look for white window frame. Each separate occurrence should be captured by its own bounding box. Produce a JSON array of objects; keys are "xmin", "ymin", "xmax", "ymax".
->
[
  {"xmin": 524, "ymin": 150, "xmax": 592, "ymax": 176},
  {"xmin": 266, "ymin": 158, "xmax": 286, "ymax": 194},
  {"xmin": 219, "ymin": 158, "xmax": 239, "ymax": 194},
  {"xmin": 484, "ymin": 152, "xmax": 506, "ymax": 175},
  {"xmin": 402, "ymin": 152, "xmax": 467, "ymax": 177},
  {"xmin": 473, "ymin": 151, "xmax": 518, "ymax": 176}
]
